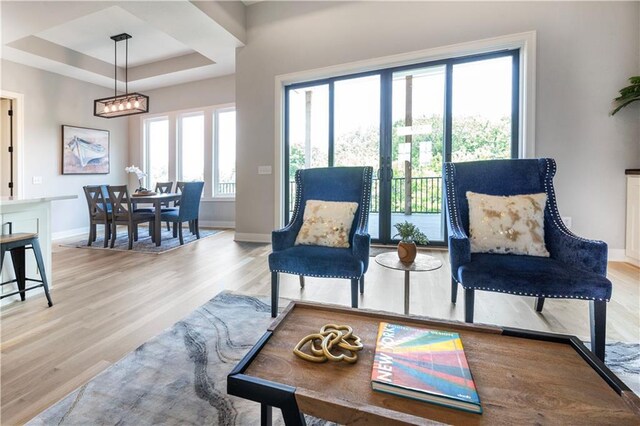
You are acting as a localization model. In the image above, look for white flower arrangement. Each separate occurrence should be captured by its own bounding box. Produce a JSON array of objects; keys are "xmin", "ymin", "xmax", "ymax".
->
[{"xmin": 125, "ymin": 165, "xmax": 147, "ymax": 191}]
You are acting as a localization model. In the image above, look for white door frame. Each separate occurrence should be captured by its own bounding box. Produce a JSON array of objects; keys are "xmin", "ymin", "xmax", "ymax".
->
[{"xmin": 1, "ymin": 90, "xmax": 24, "ymax": 198}]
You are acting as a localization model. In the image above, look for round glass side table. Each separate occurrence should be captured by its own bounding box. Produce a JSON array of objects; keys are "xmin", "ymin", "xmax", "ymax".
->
[{"xmin": 374, "ymin": 252, "xmax": 443, "ymax": 315}]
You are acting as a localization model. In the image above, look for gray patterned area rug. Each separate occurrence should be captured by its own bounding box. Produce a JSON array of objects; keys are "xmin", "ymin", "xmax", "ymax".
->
[
  {"xmin": 28, "ymin": 292, "xmax": 333, "ymax": 426},
  {"xmin": 60, "ymin": 227, "xmax": 221, "ymax": 254},
  {"xmin": 27, "ymin": 293, "xmax": 639, "ymax": 425}
]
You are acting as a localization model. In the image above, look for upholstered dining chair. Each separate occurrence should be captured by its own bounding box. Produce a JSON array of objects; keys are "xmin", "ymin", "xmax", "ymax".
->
[
  {"xmin": 83, "ymin": 185, "xmax": 111, "ymax": 247},
  {"xmin": 107, "ymin": 185, "xmax": 156, "ymax": 250},
  {"xmin": 155, "ymin": 181, "xmax": 174, "ymax": 231},
  {"xmin": 160, "ymin": 181, "xmax": 204, "ymax": 245},
  {"xmin": 443, "ymin": 158, "xmax": 612, "ymax": 361},
  {"xmin": 269, "ymin": 166, "xmax": 373, "ymax": 318}
]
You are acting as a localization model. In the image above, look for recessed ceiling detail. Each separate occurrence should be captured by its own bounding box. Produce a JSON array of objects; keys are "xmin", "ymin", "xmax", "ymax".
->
[{"xmin": 1, "ymin": 2, "xmax": 245, "ymax": 91}]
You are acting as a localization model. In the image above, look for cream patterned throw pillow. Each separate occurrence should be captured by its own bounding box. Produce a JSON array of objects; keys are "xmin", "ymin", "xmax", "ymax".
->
[
  {"xmin": 467, "ymin": 191, "xmax": 549, "ymax": 257},
  {"xmin": 295, "ymin": 200, "xmax": 359, "ymax": 248}
]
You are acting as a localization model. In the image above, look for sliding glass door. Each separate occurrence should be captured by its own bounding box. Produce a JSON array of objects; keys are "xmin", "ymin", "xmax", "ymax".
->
[{"xmin": 285, "ymin": 49, "xmax": 519, "ymax": 245}]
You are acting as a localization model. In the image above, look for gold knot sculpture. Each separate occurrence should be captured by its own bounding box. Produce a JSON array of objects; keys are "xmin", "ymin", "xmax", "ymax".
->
[{"xmin": 293, "ymin": 324, "xmax": 364, "ymax": 364}]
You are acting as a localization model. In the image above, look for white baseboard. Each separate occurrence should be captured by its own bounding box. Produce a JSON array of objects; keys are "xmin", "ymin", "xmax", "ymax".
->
[
  {"xmin": 609, "ymin": 248, "xmax": 640, "ymax": 267},
  {"xmin": 234, "ymin": 232, "xmax": 271, "ymax": 243},
  {"xmin": 200, "ymin": 220, "xmax": 235, "ymax": 228},
  {"xmin": 609, "ymin": 249, "xmax": 626, "ymax": 261},
  {"xmin": 52, "ymin": 226, "xmax": 89, "ymax": 241}
]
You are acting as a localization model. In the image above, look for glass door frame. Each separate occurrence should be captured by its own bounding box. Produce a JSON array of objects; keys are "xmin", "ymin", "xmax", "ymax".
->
[{"xmin": 283, "ymin": 49, "xmax": 520, "ymax": 246}]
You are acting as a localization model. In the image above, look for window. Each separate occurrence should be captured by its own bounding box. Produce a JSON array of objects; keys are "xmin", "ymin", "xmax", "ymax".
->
[
  {"xmin": 215, "ymin": 109, "xmax": 236, "ymax": 196},
  {"xmin": 179, "ymin": 112, "xmax": 205, "ymax": 182},
  {"xmin": 142, "ymin": 104, "xmax": 235, "ymax": 198},
  {"xmin": 285, "ymin": 49, "xmax": 519, "ymax": 244},
  {"xmin": 144, "ymin": 117, "xmax": 169, "ymax": 190}
]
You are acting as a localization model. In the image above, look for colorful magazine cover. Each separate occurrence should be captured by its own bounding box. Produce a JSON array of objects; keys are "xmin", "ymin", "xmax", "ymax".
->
[{"xmin": 371, "ymin": 322, "xmax": 482, "ymax": 414}]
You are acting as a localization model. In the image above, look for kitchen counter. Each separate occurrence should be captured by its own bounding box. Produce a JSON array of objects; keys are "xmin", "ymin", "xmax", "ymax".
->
[
  {"xmin": 1, "ymin": 194, "xmax": 77, "ymax": 304},
  {"xmin": 0, "ymin": 195, "xmax": 77, "ymax": 207}
]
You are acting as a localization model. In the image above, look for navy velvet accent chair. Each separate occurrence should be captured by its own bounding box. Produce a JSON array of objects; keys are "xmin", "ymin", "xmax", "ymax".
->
[
  {"xmin": 443, "ymin": 158, "xmax": 612, "ymax": 361},
  {"xmin": 269, "ymin": 167, "xmax": 373, "ymax": 318},
  {"xmin": 160, "ymin": 181, "xmax": 204, "ymax": 245}
]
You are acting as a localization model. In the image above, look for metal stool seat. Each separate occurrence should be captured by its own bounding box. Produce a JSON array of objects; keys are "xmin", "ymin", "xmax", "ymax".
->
[{"xmin": 0, "ymin": 232, "xmax": 53, "ymax": 307}]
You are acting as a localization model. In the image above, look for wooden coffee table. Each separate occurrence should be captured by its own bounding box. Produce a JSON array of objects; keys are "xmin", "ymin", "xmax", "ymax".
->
[
  {"xmin": 375, "ymin": 252, "xmax": 443, "ymax": 315},
  {"xmin": 227, "ymin": 302, "xmax": 640, "ymax": 425}
]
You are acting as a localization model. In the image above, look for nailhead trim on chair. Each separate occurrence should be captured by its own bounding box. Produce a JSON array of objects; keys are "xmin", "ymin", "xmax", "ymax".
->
[
  {"xmin": 460, "ymin": 284, "xmax": 609, "ymax": 302},
  {"xmin": 357, "ymin": 167, "xmax": 373, "ymax": 232},
  {"xmin": 271, "ymin": 269, "xmax": 361, "ymax": 280},
  {"xmin": 444, "ymin": 163, "xmax": 465, "ymax": 236}
]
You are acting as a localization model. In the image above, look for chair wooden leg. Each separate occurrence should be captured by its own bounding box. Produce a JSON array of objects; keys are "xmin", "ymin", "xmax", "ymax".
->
[
  {"xmin": 451, "ymin": 277, "xmax": 458, "ymax": 304},
  {"xmin": 173, "ymin": 222, "xmax": 178, "ymax": 238},
  {"xmin": 299, "ymin": 275, "xmax": 305, "ymax": 288},
  {"xmin": 178, "ymin": 224, "xmax": 184, "ymax": 245},
  {"xmin": 110, "ymin": 223, "xmax": 117, "ymax": 248},
  {"xmin": 149, "ymin": 222, "xmax": 155, "ymax": 243},
  {"xmin": 133, "ymin": 224, "xmax": 139, "ymax": 242},
  {"xmin": 350, "ymin": 279, "xmax": 359, "ymax": 309},
  {"xmin": 535, "ymin": 297, "xmax": 545, "ymax": 312},
  {"xmin": 103, "ymin": 222, "xmax": 110, "ymax": 248},
  {"xmin": 464, "ymin": 288, "xmax": 475, "ymax": 323},
  {"xmin": 590, "ymin": 300, "xmax": 607, "ymax": 362},
  {"xmin": 194, "ymin": 219, "xmax": 200, "ymax": 239},
  {"xmin": 359, "ymin": 276, "xmax": 365, "ymax": 294},
  {"xmin": 166, "ymin": 221, "xmax": 170, "ymax": 232},
  {"xmin": 271, "ymin": 272, "xmax": 279, "ymax": 318},
  {"xmin": 128, "ymin": 227, "xmax": 134, "ymax": 250},
  {"xmin": 87, "ymin": 226, "xmax": 92, "ymax": 246}
]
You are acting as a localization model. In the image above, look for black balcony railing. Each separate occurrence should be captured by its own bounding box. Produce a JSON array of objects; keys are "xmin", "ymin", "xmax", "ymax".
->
[
  {"xmin": 288, "ymin": 176, "xmax": 442, "ymax": 214},
  {"xmin": 217, "ymin": 182, "xmax": 236, "ymax": 195}
]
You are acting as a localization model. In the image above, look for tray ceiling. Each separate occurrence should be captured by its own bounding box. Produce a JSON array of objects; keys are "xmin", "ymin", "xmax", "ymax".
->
[{"xmin": 1, "ymin": 1, "xmax": 246, "ymax": 91}]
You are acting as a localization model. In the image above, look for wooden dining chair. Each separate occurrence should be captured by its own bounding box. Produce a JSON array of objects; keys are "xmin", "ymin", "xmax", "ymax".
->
[
  {"xmin": 107, "ymin": 185, "xmax": 156, "ymax": 249},
  {"xmin": 83, "ymin": 185, "xmax": 111, "ymax": 247},
  {"xmin": 155, "ymin": 181, "xmax": 174, "ymax": 231}
]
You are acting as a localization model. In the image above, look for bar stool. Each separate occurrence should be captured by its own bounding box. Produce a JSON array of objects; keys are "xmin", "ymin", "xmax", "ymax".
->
[{"xmin": 0, "ymin": 232, "xmax": 53, "ymax": 307}]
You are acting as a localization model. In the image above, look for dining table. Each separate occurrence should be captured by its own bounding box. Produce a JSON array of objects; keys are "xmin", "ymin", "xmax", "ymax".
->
[{"xmin": 131, "ymin": 192, "xmax": 181, "ymax": 246}]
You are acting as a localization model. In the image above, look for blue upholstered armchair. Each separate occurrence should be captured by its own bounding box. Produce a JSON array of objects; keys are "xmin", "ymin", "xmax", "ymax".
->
[
  {"xmin": 269, "ymin": 167, "xmax": 373, "ymax": 317},
  {"xmin": 444, "ymin": 158, "xmax": 611, "ymax": 361}
]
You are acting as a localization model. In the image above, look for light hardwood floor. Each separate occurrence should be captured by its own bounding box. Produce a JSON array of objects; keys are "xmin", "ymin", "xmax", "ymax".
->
[{"xmin": 1, "ymin": 230, "xmax": 639, "ymax": 424}]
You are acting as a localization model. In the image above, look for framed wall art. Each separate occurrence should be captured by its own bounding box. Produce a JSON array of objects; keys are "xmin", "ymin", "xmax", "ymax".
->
[{"xmin": 62, "ymin": 125, "xmax": 110, "ymax": 174}]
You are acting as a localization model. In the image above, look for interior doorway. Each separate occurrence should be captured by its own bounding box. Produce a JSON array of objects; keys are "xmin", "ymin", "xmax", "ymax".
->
[{"xmin": 1, "ymin": 97, "xmax": 16, "ymax": 197}]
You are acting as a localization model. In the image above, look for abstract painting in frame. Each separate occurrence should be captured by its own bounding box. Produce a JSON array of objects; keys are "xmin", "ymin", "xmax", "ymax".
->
[{"xmin": 62, "ymin": 125, "xmax": 110, "ymax": 174}]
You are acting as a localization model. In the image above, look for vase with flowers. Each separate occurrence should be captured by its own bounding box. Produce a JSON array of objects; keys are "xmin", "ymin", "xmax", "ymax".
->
[
  {"xmin": 125, "ymin": 165, "xmax": 151, "ymax": 194},
  {"xmin": 393, "ymin": 220, "xmax": 429, "ymax": 264}
]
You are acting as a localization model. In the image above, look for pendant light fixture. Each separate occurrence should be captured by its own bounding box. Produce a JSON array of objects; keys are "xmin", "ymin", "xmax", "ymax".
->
[{"xmin": 94, "ymin": 33, "xmax": 149, "ymax": 118}]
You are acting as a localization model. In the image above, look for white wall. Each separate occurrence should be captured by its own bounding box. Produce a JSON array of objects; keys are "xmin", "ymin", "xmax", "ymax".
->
[
  {"xmin": 1, "ymin": 59, "xmax": 129, "ymax": 236},
  {"xmin": 236, "ymin": 1, "xmax": 640, "ymax": 251},
  {"xmin": 128, "ymin": 74, "xmax": 236, "ymax": 227}
]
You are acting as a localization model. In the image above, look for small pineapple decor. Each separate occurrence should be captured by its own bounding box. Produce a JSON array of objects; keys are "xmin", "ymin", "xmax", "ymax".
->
[{"xmin": 393, "ymin": 221, "xmax": 429, "ymax": 264}]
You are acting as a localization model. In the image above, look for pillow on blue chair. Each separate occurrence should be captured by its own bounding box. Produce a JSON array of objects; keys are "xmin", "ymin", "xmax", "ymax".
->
[
  {"xmin": 467, "ymin": 191, "xmax": 549, "ymax": 257},
  {"xmin": 294, "ymin": 200, "xmax": 358, "ymax": 248}
]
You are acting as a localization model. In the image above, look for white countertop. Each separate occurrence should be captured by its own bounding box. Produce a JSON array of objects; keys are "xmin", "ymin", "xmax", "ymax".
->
[{"xmin": 0, "ymin": 195, "xmax": 77, "ymax": 206}]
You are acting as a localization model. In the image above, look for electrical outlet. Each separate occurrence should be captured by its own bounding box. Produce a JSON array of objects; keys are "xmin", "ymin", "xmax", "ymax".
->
[
  {"xmin": 562, "ymin": 216, "xmax": 572, "ymax": 229},
  {"xmin": 32, "ymin": 176, "xmax": 42, "ymax": 184},
  {"xmin": 258, "ymin": 166, "xmax": 272, "ymax": 175}
]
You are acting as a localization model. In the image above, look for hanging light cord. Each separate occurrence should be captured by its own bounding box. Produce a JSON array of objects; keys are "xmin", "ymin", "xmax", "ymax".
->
[
  {"xmin": 125, "ymin": 36, "xmax": 128, "ymax": 95},
  {"xmin": 113, "ymin": 37, "xmax": 117, "ymax": 97}
]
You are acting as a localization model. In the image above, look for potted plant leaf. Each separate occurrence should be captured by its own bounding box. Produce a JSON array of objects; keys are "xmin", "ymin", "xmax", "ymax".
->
[
  {"xmin": 611, "ymin": 76, "xmax": 640, "ymax": 116},
  {"xmin": 393, "ymin": 221, "xmax": 429, "ymax": 264}
]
